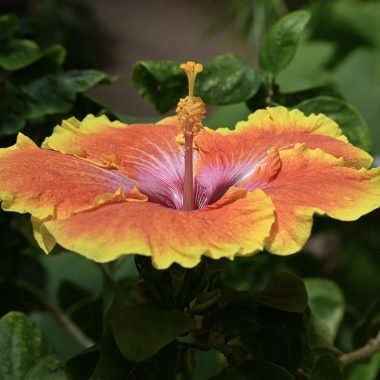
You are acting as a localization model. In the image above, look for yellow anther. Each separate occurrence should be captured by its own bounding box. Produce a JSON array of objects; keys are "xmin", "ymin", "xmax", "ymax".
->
[{"xmin": 176, "ymin": 61, "xmax": 206, "ymax": 138}]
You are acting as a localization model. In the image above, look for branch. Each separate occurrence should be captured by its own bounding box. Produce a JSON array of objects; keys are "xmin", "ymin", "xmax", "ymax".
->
[
  {"xmin": 17, "ymin": 283, "xmax": 95, "ymax": 349},
  {"xmin": 42, "ymin": 300, "xmax": 95, "ymax": 349},
  {"xmin": 340, "ymin": 331, "xmax": 380, "ymax": 366}
]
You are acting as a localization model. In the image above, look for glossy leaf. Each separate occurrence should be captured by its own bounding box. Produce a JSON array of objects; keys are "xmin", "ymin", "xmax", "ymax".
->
[
  {"xmin": 132, "ymin": 55, "xmax": 259, "ymax": 113},
  {"xmin": 0, "ymin": 39, "xmax": 41, "ymax": 70},
  {"xmin": 296, "ymin": 96, "xmax": 372, "ymax": 151},
  {"xmin": 0, "ymin": 13, "xmax": 19, "ymax": 38},
  {"xmin": 0, "ymin": 311, "xmax": 47, "ymax": 379},
  {"xmin": 259, "ymin": 10, "xmax": 310, "ymax": 75},
  {"xmin": 112, "ymin": 303, "xmax": 194, "ymax": 362},
  {"xmin": 6, "ymin": 75, "xmax": 75, "ymax": 119},
  {"xmin": 132, "ymin": 60, "xmax": 186, "ymax": 114},
  {"xmin": 62, "ymin": 69, "xmax": 114, "ymax": 92},
  {"xmin": 0, "ymin": 312, "xmax": 64, "ymax": 380},
  {"xmin": 304, "ymin": 278, "xmax": 345, "ymax": 344},
  {"xmin": 41, "ymin": 44, "xmax": 67, "ymax": 66},
  {"xmin": 194, "ymin": 54, "xmax": 260, "ymax": 105},
  {"xmin": 25, "ymin": 356, "xmax": 66, "ymax": 380}
]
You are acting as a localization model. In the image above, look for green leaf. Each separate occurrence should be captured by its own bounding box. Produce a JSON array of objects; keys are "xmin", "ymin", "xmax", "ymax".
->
[
  {"xmin": 112, "ymin": 303, "xmax": 194, "ymax": 362},
  {"xmin": 253, "ymin": 270, "xmax": 308, "ymax": 313},
  {"xmin": 260, "ymin": 10, "xmax": 311, "ymax": 75},
  {"xmin": 62, "ymin": 69, "xmax": 114, "ymax": 93},
  {"xmin": 194, "ymin": 54, "xmax": 260, "ymax": 105},
  {"xmin": 0, "ymin": 311, "xmax": 65, "ymax": 380},
  {"xmin": 0, "ymin": 311, "xmax": 47, "ymax": 380},
  {"xmin": 25, "ymin": 356, "xmax": 66, "ymax": 380},
  {"xmin": 6, "ymin": 75, "xmax": 75, "ymax": 119},
  {"xmin": 132, "ymin": 55, "xmax": 259, "ymax": 113},
  {"xmin": 0, "ymin": 14, "xmax": 19, "ymax": 38},
  {"xmin": 304, "ymin": 278, "xmax": 345, "ymax": 345},
  {"xmin": 93, "ymin": 328, "xmax": 179, "ymax": 380},
  {"xmin": 296, "ymin": 96, "xmax": 372, "ymax": 151},
  {"xmin": 312, "ymin": 353, "xmax": 344, "ymax": 380},
  {"xmin": 0, "ymin": 39, "xmax": 41, "ymax": 70},
  {"xmin": 41, "ymin": 45, "xmax": 67, "ymax": 66},
  {"xmin": 132, "ymin": 60, "xmax": 186, "ymax": 114}
]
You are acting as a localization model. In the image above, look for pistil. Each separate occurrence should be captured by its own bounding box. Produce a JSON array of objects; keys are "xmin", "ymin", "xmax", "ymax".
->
[{"xmin": 176, "ymin": 61, "xmax": 206, "ymax": 211}]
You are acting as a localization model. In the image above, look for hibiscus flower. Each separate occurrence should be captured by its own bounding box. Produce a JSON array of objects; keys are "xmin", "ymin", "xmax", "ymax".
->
[{"xmin": 0, "ymin": 62, "xmax": 379, "ymax": 268}]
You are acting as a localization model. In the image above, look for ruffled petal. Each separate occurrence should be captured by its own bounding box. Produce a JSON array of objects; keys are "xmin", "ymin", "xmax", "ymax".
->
[
  {"xmin": 244, "ymin": 144, "xmax": 380, "ymax": 255},
  {"xmin": 42, "ymin": 114, "xmax": 189, "ymax": 209},
  {"xmin": 195, "ymin": 107, "xmax": 373, "ymax": 204},
  {"xmin": 42, "ymin": 187, "xmax": 275, "ymax": 269},
  {"xmin": 0, "ymin": 133, "xmax": 132, "ymax": 220}
]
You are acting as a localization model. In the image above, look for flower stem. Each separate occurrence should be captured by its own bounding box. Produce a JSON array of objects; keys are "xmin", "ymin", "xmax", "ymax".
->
[
  {"xmin": 183, "ymin": 134, "xmax": 194, "ymax": 211},
  {"xmin": 177, "ymin": 61, "xmax": 206, "ymax": 210}
]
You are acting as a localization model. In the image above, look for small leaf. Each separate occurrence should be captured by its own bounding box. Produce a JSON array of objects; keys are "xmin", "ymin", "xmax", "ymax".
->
[
  {"xmin": 63, "ymin": 69, "xmax": 114, "ymax": 93},
  {"xmin": 260, "ymin": 10, "xmax": 311, "ymax": 75},
  {"xmin": 0, "ymin": 13, "xmax": 19, "ymax": 38},
  {"xmin": 195, "ymin": 54, "xmax": 260, "ymax": 105},
  {"xmin": 312, "ymin": 353, "xmax": 344, "ymax": 380},
  {"xmin": 112, "ymin": 303, "xmax": 194, "ymax": 362},
  {"xmin": 0, "ymin": 312, "xmax": 48, "ymax": 380},
  {"xmin": 0, "ymin": 39, "xmax": 41, "ymax": 70},
  {"xmin": 253, "ymin": 270, "xmax": 308, "ymax": 313},
  {"xmin": 296, "ymin": 96, "xmax": 372, "ymax": 151},
  {"xmin": 304, "ymin": 278, "xmax": 345, "ymax": 344}
]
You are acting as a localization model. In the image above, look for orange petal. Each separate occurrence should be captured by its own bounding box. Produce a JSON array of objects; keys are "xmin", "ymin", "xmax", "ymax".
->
[
  {"xmin": 42, "ymin": 114, "xmax": 180, "ymax": 179},
  {"xmin": 42, "ymin": 187, "xmax": 275, "ymax": 269},
  {"xmin": 245, "ymin": 144, "xmax": 380, "ymax": 255},
  {"xmin": 195, "ymin": 107, "xmax": 373, "ymax": 204},
  {"xmin": 42, "ymin": 114, "xmax": 190, "ymax": 209},
  {"xmin": 0, "ymin": 133, "xmax": 132, "ymax": 220}
]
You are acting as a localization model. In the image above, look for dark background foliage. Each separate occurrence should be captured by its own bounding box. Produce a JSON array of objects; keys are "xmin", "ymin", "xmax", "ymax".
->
[{"xmin": 0, "ymin": 0, "xmax": 380, "ymax": 379}]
